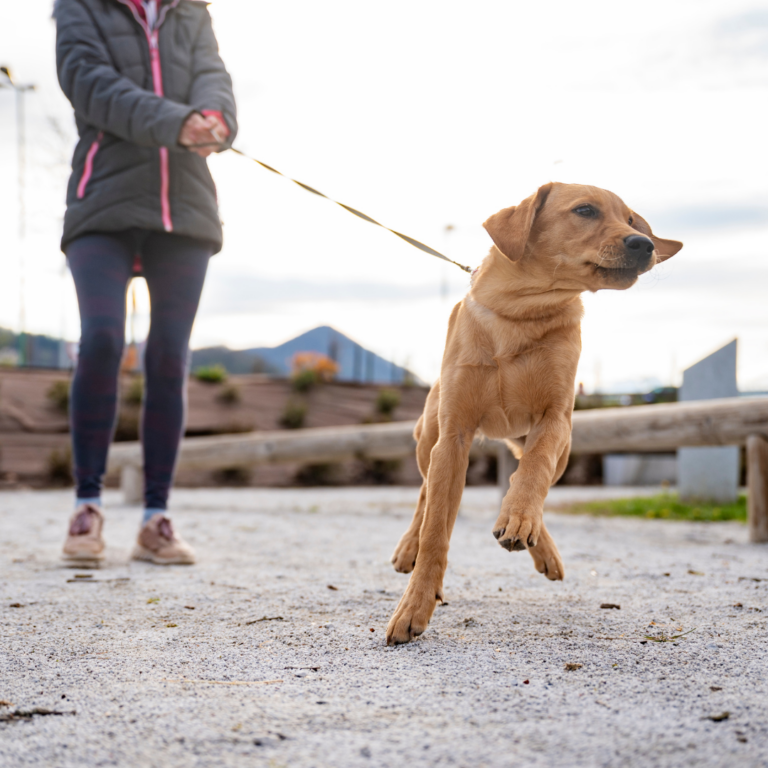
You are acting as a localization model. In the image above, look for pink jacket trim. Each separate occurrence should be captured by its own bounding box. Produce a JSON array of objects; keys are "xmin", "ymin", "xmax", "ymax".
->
[
  {"xmin": 76, "ymin": 132, "xmax": 104, "ymax": 199},
  {"xmin": 115, "ymin": 0, "xmax": 180, "ymax": 232}
]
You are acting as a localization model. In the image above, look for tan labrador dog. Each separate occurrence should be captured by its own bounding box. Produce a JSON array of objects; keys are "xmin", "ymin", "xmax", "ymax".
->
[{"xmin": 386, "ymin": 182, "xmax": 682, "ymax": 645}]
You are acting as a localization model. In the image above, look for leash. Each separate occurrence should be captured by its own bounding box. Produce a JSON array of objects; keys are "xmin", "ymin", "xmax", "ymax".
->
[{"xmin": 228, "ymin": 147, "xmax": 473, "ymax": 274}]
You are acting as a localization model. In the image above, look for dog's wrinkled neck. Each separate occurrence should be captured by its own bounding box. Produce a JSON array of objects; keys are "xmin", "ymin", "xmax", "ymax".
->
[{"xmin": 469, "ymin": 247, "xmax": 583, "ymax": 323}]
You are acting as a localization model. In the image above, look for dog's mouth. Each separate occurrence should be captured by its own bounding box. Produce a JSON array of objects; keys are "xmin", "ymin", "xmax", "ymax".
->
[{"xmin": 591, "ymin": 263, "xmax": 639, "ymax": 283}]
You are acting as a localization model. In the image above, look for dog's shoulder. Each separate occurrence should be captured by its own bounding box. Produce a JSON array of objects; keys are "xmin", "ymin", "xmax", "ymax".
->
[{"xmin": 444, "ymin": 299, "xmax": 498, "ymax": 368}]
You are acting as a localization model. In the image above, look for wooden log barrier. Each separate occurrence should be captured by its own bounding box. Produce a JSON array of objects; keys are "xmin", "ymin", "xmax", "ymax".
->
[
  {"xmin": 109, "ymin": 420, "xmax": 419, "ymax": 476},
  {"xmin": 120, "ymin": 464, "xmax": 143, "ymax": 506},
  {"xmin": 747, "ymin": 435, "xmax": 768, "ymax": 544},
  {"xmin": 569, "ymin": 396, "xmax": 768, "ymax": 454},
  {"xmin": 108, "ymin": 397, "xmax": 768, "ymax": 516}
]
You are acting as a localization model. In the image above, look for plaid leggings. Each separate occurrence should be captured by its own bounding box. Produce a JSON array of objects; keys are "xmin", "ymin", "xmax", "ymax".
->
[{"xmin": 67, "ymin": 230, "xmax": 211, "ymax": 509}]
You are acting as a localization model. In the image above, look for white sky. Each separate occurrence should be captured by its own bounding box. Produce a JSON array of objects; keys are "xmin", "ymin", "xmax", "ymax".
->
[{"xmin": 1, "ymin": 0, "xmax": 767, "ymax": 389}]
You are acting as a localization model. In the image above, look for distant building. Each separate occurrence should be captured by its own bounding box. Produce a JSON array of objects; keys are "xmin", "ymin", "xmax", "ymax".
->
[
  {"xmin": 0, "ymin": 348, "xmax": 20, "ymax": 366},
  {"xmin": 0, "ymin": 328, "xmax": 75, "ymax": 370}
]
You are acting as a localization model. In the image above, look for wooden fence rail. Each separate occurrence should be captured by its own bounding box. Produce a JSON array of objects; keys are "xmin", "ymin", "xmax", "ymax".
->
[
  {"xmin": 107, "ymin": 396, "xmax": 768, "ymax": 542},
  {"xmin": 570, "ymin": 396, "xmax": 768, "ymax": 453}
]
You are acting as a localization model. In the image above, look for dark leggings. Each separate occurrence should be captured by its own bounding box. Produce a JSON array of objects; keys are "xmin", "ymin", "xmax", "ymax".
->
[{"xmin": 67, "ymin": 230, "xmax": 211, "ymax": 510}]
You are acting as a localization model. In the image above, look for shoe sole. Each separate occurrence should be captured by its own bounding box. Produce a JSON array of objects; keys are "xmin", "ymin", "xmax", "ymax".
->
[
  {"xmin": 62, "ymin": 552, "xmax": 105, "ymax": 566},
  {"xmin": 131, "ymin": 544, "xmax": 195, "ymax": 566}
]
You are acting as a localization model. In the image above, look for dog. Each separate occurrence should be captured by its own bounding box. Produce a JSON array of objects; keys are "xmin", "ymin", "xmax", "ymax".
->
[{"xmin": 386, "ymin": 182, "xmax": 682, "ymax": 645}]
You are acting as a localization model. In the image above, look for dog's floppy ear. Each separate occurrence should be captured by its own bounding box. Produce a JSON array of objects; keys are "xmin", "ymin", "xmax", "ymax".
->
[
  {"xmin": 483, "ymin": 182, "xmax": 554, "ymax": 262},
  {"xmin": 630, "ymin": 212, "xmax": 683, "ymax": 263}
]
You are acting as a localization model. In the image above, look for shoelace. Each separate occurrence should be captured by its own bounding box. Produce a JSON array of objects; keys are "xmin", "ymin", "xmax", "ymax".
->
[
  {"xmin": 158, "ymin": 516, "xmax": 174, "ymax": 540},
  {"xmin": 69, "ymin": 506, "xmax": 97, "ymax": 536}
]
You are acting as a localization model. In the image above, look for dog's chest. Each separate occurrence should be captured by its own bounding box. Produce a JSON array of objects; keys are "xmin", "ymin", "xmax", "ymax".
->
[
  {"xmin": 477, "ymin": 359, "xmax": 535, "ymax": 438},
  {"xmin": 479, "ymin": 404, "xmax": 534, "ymax": 440},
  {"xmin": 454, "ymin": 297, "xmax": 579, "ymax": 439}
]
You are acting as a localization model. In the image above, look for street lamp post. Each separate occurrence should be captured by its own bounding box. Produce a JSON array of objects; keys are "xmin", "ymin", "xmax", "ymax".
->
[{"xmin": 1, "ymin": 66, "xmax": 36, "ymax": 365}]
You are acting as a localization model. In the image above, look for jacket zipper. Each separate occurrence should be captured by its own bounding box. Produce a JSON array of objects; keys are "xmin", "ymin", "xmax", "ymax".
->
[
  {"xmin": 76, "ymin": 131, "xmax": 104, "ymax": 199},
  {"xmin": 116, "ymin": 0, "xmax": 181, "ymax": 232},
  {"xmin": 148, "ymin": 31, "xmax": 173, "ymax": 232}
]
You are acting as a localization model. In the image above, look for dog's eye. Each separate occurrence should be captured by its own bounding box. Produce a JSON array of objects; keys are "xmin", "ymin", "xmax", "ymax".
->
[
  {"xmin": 628, "ymin": 216, "xmax": 634, "ymax": 226},
  {"xmin": 573, "ymin": 205, "xmax": 597, "ymax": 218}
]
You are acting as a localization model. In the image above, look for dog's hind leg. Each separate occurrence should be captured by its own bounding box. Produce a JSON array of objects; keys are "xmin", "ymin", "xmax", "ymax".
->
[
  {"xmin": 391, "ymin": 387, "xmax": 440, "ymax": 573},
  {"xmin": 391, "ymin": 484, "xmax": 426, "ymax": 574},
  {"xmin": 552, "ymin": 436, "xmax": 571, "ymax": 485}
]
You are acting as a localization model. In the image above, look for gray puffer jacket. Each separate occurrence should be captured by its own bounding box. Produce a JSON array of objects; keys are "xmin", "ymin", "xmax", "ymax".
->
[{"xmin": 55, "ymin": 0, "xmax": 238, "ymax": 253}]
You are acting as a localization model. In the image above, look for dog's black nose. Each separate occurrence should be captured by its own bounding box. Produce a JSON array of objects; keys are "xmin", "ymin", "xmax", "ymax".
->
[{"xmin": 624, "ymin": 235, "xmax": 654, "ymax": 266}]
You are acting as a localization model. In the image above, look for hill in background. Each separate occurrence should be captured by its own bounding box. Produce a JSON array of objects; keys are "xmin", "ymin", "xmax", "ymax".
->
[{"xmin": 192, "ymin": 325, "xmax": 419, "ymax": 384}]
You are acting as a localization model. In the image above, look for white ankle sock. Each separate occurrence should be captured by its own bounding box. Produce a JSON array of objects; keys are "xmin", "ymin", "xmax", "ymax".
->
[{"xmin": 142, "ymin": 507, "xmax": 166, "ymax": 525}]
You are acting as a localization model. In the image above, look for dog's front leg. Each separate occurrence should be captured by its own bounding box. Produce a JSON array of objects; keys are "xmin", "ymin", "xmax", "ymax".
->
[
  {"xmin": 493, "ymin": 413, "xmax": 570, "ymax": 553},
  {"xmin": 386, "ymin": 427, "xmax": 473, "ymax": 645}
]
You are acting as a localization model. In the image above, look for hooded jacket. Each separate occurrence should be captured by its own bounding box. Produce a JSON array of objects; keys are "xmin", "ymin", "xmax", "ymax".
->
[{"xmin": 55, "ymin": 0, "xmax": 238, "ymax": 253}]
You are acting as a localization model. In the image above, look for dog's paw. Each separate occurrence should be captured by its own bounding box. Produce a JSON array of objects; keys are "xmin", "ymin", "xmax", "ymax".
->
[
  {"xmin": 386, "ymin": 582, "xmax": 442, "ymax": 645},
  {"xmin": 492, "ymin": 508, "xmax": 542, "ymax": 551},
  {"xmin": 528, "ymin": 532, "xmax": 564, "ymax": 581},
  {"xmin": 391, "ymin": 533, "xmax": 419, "ymax": 574}
]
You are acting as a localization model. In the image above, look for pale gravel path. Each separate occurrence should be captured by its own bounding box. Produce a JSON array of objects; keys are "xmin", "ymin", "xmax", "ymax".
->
[{"xmin": 1, "ymin": 487, "xmax": 767, "ymax": 768}]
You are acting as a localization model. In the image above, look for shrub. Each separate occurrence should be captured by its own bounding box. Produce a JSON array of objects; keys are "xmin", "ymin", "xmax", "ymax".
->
[
  {"xmin": 357, "ymin": 458, "xmax": 402, "ymax": 485},
  {"xmin": 292, "ymin": 369, "xmax": 318, "ymax": 393},
  {"xmin": 295, "ymin": 462, "xmax": 340, "ymax": 486},
  {"xmin": 212, "ymin": 466, "xmax": 252, "ymax": 486},
  {"xmin": 375, "ymin": 388, "xmax": 401, "ymax": 417},
  {"xmin": 291, "ymin": 351, "xmax": 338, "ymax": 388},
  {"xmin": 194, "ymin": 364, "xmax": 228, "ymax": 384},
  {"xmin": 124, "ymin": 376, "xmax": 144, "ymax": 406},
  {"xmin": 47, "ymin": 380, "xmax": 70, "ymax": 414},
  {"xmin": 114, "ymin": 410, "xmax": 139, "ymax": 441},
  {"xmin": 280, "ymin": 399, "xmax": 307, "ymax": 429},
  {"xmin": 217, "ymin": 382, "xmax": 241, "ymax": 405},
  {"xmin": 47, "ymin": 447, "xmax": 73, "ymax": 486}
]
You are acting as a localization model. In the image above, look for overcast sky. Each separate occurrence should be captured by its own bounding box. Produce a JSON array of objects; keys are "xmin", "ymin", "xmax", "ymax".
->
[{"xmin": 1, "ymin": 0, "xmax": 767, "ymax": 389}]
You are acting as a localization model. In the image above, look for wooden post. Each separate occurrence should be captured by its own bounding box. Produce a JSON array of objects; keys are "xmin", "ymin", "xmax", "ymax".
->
[
  {"xmin": 498, "ymin": 444, "xmax": 518, "ymax": 500},
  {"xmin": 747, "ymin": 435, "xmax": 768, "ymax": 543},
  {"xmin": 121, "ymin": 465, "xmax": 143, "ymax": 506}
]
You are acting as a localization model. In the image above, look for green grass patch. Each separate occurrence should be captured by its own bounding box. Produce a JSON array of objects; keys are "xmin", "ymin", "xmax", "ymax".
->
[{"xmin": 565, "ymin": 493, "xmax": 746, "ymax": 522}]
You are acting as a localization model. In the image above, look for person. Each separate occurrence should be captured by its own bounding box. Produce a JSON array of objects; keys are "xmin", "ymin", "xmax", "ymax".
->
[{"xmin": 54, "ymin": 0, "xmax": 237, "ymax": 565}]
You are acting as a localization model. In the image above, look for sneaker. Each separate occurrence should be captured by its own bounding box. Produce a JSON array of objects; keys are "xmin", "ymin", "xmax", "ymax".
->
[
  {"xmin": 131, "ymin": 514, "xmax": 195, "ymax": 565},
  {"xmin": 62, "ymin": 504, "xmax": 105, "ymax": 564}
]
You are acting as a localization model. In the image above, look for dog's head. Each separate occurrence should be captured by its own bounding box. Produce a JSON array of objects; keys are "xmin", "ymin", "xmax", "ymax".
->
[{"xmin": 482, "ymin": 183, "xmax": 683, "ymax": 291}]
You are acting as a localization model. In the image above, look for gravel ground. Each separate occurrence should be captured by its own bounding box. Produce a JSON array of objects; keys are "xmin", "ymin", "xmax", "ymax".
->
[{"xmin": 1, "ymin": 486, "xmax": 767, "ymax": 768}]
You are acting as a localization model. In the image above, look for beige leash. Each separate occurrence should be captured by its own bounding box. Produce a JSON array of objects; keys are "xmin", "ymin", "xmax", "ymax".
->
[{"xmin": 228, "ymin": 147, "xmax": 473, "ymax": 274}]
